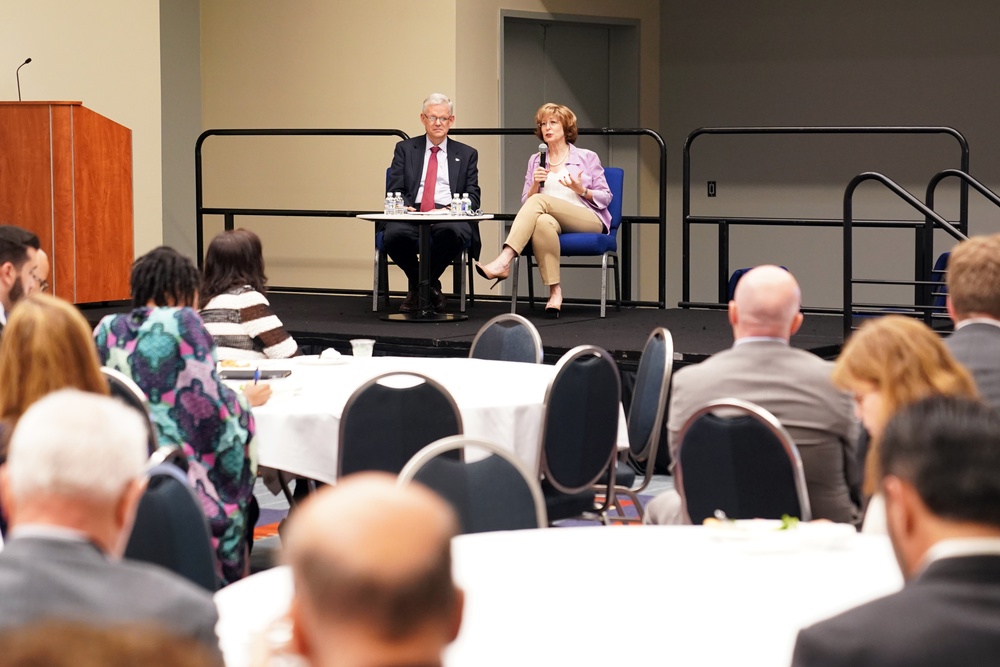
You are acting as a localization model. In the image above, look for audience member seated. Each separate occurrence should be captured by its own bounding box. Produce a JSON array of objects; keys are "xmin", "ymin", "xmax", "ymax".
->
[
  {"xmin": 643, "ymin": 265, "xmax": 861, "ymax": 526},
  {"xmin": 0, "ymin": 390, "xmax": 220, "ymax": 651},
  {"xmin": 281, "ymin": 473, "xmax": 463, "ymax": 667},
  {"xmin": 94, "ymin": 246, "xmax": 263, "ymax": 586},
  {"xmin": 832, "ymin": 315, "xmax": 977, "ymax": 533},
  {"xmin": 0, "ymin": 225, "xmax": 43, "ymax": 333},
  {"xmin": 792, "ymin": 396, "xmax": 1000, "ymax": 666},
  {"xmin": 944, "ymin": 233, "xmax": 1000, "ymax": 409},
  {"xmin": 0, "ymin": 293, "xmax": 111, "ymax": 536},
  {"xmin": 199, "ymin": 228, "xmax": 299, "ymax": 360}
]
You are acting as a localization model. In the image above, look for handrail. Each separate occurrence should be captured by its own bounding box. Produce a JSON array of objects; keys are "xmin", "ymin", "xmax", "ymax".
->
[
  {"xmin": 449, "ymin": 126, "xmax": 667, "ymax": 308},
  {"xmin": 843, "ymin": 172, "xmax": 966, "ymax": 339},
  {"xmin": 194, "ymin": 128, "xmax": 411, "ymax": 265},
  {"xmin": 683, "ymin": 126, "xmax": 970, "ymax": 305}
]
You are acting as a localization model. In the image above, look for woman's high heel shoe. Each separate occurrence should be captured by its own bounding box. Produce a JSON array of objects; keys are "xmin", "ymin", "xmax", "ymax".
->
[
  {"xmin": 545, "ymin": 306, "xmax": 561, "ymax": 319},
  {"xmin": 475, "ymin": 261, "xmax": 510, "ymax": 290}
]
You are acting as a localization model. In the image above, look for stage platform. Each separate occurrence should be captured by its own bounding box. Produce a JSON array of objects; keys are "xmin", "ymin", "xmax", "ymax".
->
[{"xmin": 81, "ymin": 293, "xmax": 847, "ymax": 373}]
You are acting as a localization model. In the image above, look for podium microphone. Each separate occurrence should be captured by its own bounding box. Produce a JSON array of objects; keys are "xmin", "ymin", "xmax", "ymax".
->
[
  {"xmin": 16, "ymin": 58, "xmax": 31, "ymax": 102},
  {"xmin": 538, "ymin": 143, "xmax": 547, "ymax": 190}
]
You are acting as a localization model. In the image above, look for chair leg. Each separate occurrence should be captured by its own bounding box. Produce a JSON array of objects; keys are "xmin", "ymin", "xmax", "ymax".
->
[
  {"xmin": 600, "ymin": 253, "xmax": 609, "ymax": 318},
  {"xmin": 467, "ymin": 255, "xmax": 476, "ymax": 307},
  {"xmin": 612, "ymin": 253, "xmax": 621, "ymax": 312},
  {"xmin": 459, "ymin": 249, "xmax": 467, "ymax": 313},
  {"xmin": 510, "ymin": 256, "xmax": 519, "ymax": 314},
  {"xmin": 527, "ymin": 256, "xmax": 536, "ymax": 309},
  {"xmin": 373, "ymin": 250, "xmax": 381, "ymax": 312}
]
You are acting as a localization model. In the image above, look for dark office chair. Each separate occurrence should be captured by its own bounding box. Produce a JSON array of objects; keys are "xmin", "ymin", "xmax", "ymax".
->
[
  {"xmin": 539, "ymin": 345, "xmax": 621, "ymax": 523},
  {"xmin": 468, "ymin": 313, "xmax": 543, "ymax": 364},
  {"xmin": 125, "ymin": 446, "xmax": 218, "ymax": 592},
  {"xmin": 101, "ymin": 367, "xmax": 158, "ymax": 455},
  {"xmin": 338, "ymin": 372, "xmax": 463, "ymax": 477},
  {"xmin": 510, "ymin": 166, "xmax": 625, "ymax": 318},
  {"xmin": 675, "ymin": 398, "xmax": 812, "ymax": 524},
  {"xmin": 399, "ymin": 436, "xmax": 547, "ymax": 533}
]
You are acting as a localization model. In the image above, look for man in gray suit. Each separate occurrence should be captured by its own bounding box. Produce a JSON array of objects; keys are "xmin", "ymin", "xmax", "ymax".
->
[
  {"xmin": 945, "ymin": 233, "xmax": 1000, "ymax": 409},
  {"xmin": 0, "ymin": 389, "xmax": 219, "ymax": 651},
  {"xmin": 792, "ymin": 396, "xmax": 1000, "ymax": 666},
  {"xmin": 644, "ymin": 265, "xmax": 860, "ymax": 525}
]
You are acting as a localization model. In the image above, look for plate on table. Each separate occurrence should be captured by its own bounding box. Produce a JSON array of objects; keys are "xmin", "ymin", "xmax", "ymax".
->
[{"xmin": 294, "ymin": 354, "xmax": 349, "ymax": 366}]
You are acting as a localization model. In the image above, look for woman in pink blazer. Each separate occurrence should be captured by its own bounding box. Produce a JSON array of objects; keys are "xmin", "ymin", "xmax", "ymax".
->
[{"xmin": 476, "ymin": 103, "xmax": 612, "ymax": 317}]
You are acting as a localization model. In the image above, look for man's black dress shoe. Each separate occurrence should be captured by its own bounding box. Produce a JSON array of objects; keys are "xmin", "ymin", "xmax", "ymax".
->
[
  {"xmin": 430, "ymin": 285, "xmax": 447, "ymax": 312},
  {"xmin": 399, "ymin": 290, "xmax": 419, "ymax": 313}
]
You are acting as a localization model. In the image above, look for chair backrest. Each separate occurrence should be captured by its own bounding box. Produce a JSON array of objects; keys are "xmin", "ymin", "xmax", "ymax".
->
[
  {"xmin": 125, "ymin": 446, "xmax": 217, "ymax": 592},
  {"xmin": 399, "ymin": 435, "xmax": 547, "ymax": 533},
  {"xmin": 540, "ymin": 345, "xmax": 621, "ymax": 494},
  {"xmin": 101, "ymin": 367, "xmax": 158, "ymax": 455},
  {"xmin": 469, "ymin": 313, "xmax": 543, "ymax": 364},
  {"xmin": 339, "ymin": 372, "xmax": 463, "ymax": 477},
  {"xmin": 604, "ymin": 167, "xmax": 625, "ymax": 233},
  {"xmin": 675, "ymin": 398, "xmax": 813, "ymax": 524},
  {"xmin": 627, "ymin": 327, "xmax": 673, "ymax": 466}
]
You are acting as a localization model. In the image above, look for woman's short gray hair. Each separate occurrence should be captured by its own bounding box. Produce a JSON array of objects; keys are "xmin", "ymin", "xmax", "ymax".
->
[{"xmin": 422, "ymin": 93, "xmax": 453, "ymax": 116}]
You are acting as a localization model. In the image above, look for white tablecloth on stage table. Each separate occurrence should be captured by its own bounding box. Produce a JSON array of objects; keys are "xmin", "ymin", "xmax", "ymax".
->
[
  {"xmin": 240, "ymin": 355, "xmax": 630, "ymax": 485},
  {"xmin": 214, "ymin": 526, "xmax": 903, "ymax": 667}
]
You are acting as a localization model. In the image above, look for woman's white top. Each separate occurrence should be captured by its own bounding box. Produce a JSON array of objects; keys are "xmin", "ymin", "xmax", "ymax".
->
[{"xmin": 543, "ymin": 165, "xmax": 587, "ymax": 209}]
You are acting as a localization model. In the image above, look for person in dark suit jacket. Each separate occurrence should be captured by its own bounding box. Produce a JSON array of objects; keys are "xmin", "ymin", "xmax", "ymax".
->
[
  {"xmin": 0, "ymin": 225, "xmax": 44, "ymax": 332},
  {"xmin": 792, "ymin": 396, "xmax": 1000, "ymax": 666},
  {"xmin": 385, "ymin": 93, "xmax": 480, "ymax": 313},
  {"xmin": 643, "ymin": 265, "xmax": 861, "ymax": 526},
  {"xmin": 0, "ymin": 389, "xmax": 220, "ymax": 653},
  {"xmin": 944, "ymin": 233, "xmax": 1000, "ymax": 409}
]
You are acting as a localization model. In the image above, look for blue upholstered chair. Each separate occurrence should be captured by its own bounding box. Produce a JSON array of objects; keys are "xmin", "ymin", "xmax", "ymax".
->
[
  {"xmin": 509, "ymin": 167, "xmax": 625, "ymax": 318},
  {"xmin": 469, "ymin": 313, "xmax": 543, "ymax": 364}
]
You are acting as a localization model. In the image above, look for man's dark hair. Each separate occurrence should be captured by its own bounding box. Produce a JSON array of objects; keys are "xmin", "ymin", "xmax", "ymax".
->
[
  {"xmin": 200, "ymin": 229, "xmax": 267, "ymax": 305},
  {"xmin": 880, "ymin": 395, "xmax": 1000, "ymax": 527},
  {"xmin": 130, "ymin": 246, "xmax": 201, "ymax": 309},
  {"xmin": 0, "ymin": 226, "xmax": 40, "ymax": 268}
]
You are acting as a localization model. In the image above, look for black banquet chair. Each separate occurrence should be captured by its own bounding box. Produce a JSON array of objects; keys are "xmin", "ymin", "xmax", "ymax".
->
[
  {"xmin": 605, "ymin": 327, "xmax": 673, "ymax": 522},
  {"xmin": 398, "ymin": 435, "xmax": 547, "ymax": 533},
  {"xmin": 675, "ymin": 398, "xmax": 813, "ymax": 524},
  {"xmin": 125, "ymin": 445, "xmax": 218, "ymax": 592},
  {"xmin": 101, "ymin": 367, "xmax": 158, "ymax": 455},
  {"xmin": 539, "ymin": 345, "xmax": 621, "ymax": 524},
  {"xmin": 469, "ymin": 313, "xmax": 543, "ymax": 364},
  {"xmin": 338, "ymin": 372, "xmax": 463, "ymax": 477}
]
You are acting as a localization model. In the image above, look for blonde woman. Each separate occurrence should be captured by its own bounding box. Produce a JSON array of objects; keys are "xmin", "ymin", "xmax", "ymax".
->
[{"xmin": 833, "ymin": 315, "xmax": 978, "ymax": 531}]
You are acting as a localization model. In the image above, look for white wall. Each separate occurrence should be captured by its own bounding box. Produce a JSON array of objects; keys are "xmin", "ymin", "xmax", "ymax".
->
[{"xmin": 1, "ymin": 0, "xmax": 163, "ymax": 255}]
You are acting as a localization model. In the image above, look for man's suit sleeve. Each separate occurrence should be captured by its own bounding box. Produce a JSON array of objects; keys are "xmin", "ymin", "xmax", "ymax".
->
[{"xmin": 387, "ymin": 141, "xmax": 410, "ymax": 207}]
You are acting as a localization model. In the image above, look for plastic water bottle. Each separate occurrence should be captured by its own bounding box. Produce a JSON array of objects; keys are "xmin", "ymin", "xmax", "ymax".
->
[
  {"xmin": 451, "ymin": 193, "xmax": 461, "ymax": 215},
  {"xmin": 384, "ymin": 192, "xmax": 394, "ymax": 215},
  {"xmin": 461, "ymin": 193, "xmax": 471, "ymax": 215},
  {"xmin": 394, "ymin": 192, "xmax": 404, "ymax": 215}
]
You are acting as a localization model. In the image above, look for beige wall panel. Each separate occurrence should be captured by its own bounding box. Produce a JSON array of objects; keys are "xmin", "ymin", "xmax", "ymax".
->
[{"xmin": 1, "ymin": 0, "xmax": 162, "ymax": 257}]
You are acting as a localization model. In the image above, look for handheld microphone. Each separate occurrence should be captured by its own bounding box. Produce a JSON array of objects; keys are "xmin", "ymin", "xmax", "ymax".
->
[
  {"xmin": 538, "ymin": 143, "xmax": 547, "ymax": 190},
  {"xmin": 16, "ymin": 58, "xmax": 31, "ymax": 102}
]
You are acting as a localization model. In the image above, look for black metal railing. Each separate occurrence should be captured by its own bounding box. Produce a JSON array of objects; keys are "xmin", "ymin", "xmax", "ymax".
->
[
  {"xmin": 449, "ymin": 127, "xmax": 667, "ymax": 308},
  {"xmin": 681, "ymin": 126, "xmax": 970, "ymax": 310},
  {"xmin": 842, "ymin": 172, "xmax": 968, "ymax": 339}
]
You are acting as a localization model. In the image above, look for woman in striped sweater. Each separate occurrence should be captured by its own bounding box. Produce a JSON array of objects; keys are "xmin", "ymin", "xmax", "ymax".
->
[{"xmin": 200, "ymin": 229, "xmax": 299, "ymax": 360}]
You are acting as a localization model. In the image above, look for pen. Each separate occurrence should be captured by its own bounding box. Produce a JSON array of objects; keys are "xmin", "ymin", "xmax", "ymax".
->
[{"xmin": 253, "ymin": 368, "xmax": 260, "ymax": 385}]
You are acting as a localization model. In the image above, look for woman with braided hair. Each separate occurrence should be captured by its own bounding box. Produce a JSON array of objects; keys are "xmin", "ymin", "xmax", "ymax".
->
[{"xmin": 94, "ymin": 246, "xmax": 265, "ymax": 586}]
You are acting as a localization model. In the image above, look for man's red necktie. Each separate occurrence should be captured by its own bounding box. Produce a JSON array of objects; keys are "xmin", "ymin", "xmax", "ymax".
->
[{"xmin": 419, "ymin": 146, "xmax": 441, "ymax": 212}]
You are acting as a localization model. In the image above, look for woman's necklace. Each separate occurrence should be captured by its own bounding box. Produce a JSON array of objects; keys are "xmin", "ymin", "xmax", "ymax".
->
[{"xmin": 547, "ymin": 146, "xmax": 569, "ymax": 167}]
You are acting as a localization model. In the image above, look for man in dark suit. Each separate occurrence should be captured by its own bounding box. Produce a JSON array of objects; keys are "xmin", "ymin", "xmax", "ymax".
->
[
  {"xmin": 386, "ymin": 93, "xmax": 480, "ymax": 313},
  {"xmin": 284, "ymin": 473, "xmax": 463, "ymax": 667},
  {"xmin": 643, "ymin": 265, "xmax": 861, "ymax": 526},
  {"xmin": 944, "ymin": 233, "xmax": 1000, "ymax": 409},
  {"xmin": 792, "ymin": 396, "xmax": 1000, "ymax": 666},
  {"xmin": 0, "ymin": 225, "xmax": 43, "ymax": 332},
  {"xmin": 0, "ymin": 389, "xmax": 219, "ymax": 652}
]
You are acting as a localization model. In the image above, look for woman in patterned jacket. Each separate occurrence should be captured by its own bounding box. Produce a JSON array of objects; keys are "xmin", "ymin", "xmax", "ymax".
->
[{"xmin": 94, "ymin": 246, "xmax": 266, "ymax": 586}]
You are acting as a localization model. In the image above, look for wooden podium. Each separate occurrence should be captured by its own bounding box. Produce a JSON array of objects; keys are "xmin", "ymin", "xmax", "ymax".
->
[{"xmin": 0, "ymin": 101, "xmax": 133, "ymax": 303}]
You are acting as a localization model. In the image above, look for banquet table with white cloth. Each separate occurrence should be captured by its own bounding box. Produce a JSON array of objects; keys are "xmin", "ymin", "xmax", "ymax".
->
[
  {"xmin": 215, "ymin": 525, "xmax": 903, "ymax": 667},
  {"xmin": 238, "ymin": 355, "xmax": 630, "ymax": 484}
]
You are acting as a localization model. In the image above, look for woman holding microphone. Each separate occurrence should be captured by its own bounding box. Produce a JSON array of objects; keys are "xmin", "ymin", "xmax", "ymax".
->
[{"xmin": 475, "ymin": 103, "xmax": 613, "ymax": 317}]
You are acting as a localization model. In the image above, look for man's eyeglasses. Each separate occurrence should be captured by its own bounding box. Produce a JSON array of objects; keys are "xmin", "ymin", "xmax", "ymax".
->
[
  {"xmin": 31, "ymin": 271, "xmax": 49, "ymax": 293},
  {"xmin": 423, "ymin": 115, "xmax": 453, "ymax": 125}
]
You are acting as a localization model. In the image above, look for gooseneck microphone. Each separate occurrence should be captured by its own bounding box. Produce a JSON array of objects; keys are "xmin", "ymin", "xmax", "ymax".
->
[
  {"xmin": 16, "ymin": 58, "xmax": 31, "ymax": 102},
  {"xmin": 538, "ymin": 143, "xmax": 547, "ymax": 190}
]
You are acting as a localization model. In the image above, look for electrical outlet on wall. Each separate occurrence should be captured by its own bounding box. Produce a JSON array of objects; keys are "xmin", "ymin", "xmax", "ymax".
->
[{"xmin": 707, "ymin": 181, "xmax": 717, "ymax": 197}]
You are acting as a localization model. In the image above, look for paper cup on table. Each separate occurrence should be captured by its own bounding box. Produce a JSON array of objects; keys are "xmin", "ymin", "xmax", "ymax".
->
[{"xmin": 350, "ymin": 338, "xmax": 375, "ymax": 358}]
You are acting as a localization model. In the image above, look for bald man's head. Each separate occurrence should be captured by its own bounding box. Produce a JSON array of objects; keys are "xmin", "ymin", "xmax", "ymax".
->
[
  {"xmin": 284, "ymin": 473, "xmax": 462, "ymax": 667},
  {"xmin": 728, "ymin": 265, "xmax": 803, "ymax": 340}
]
